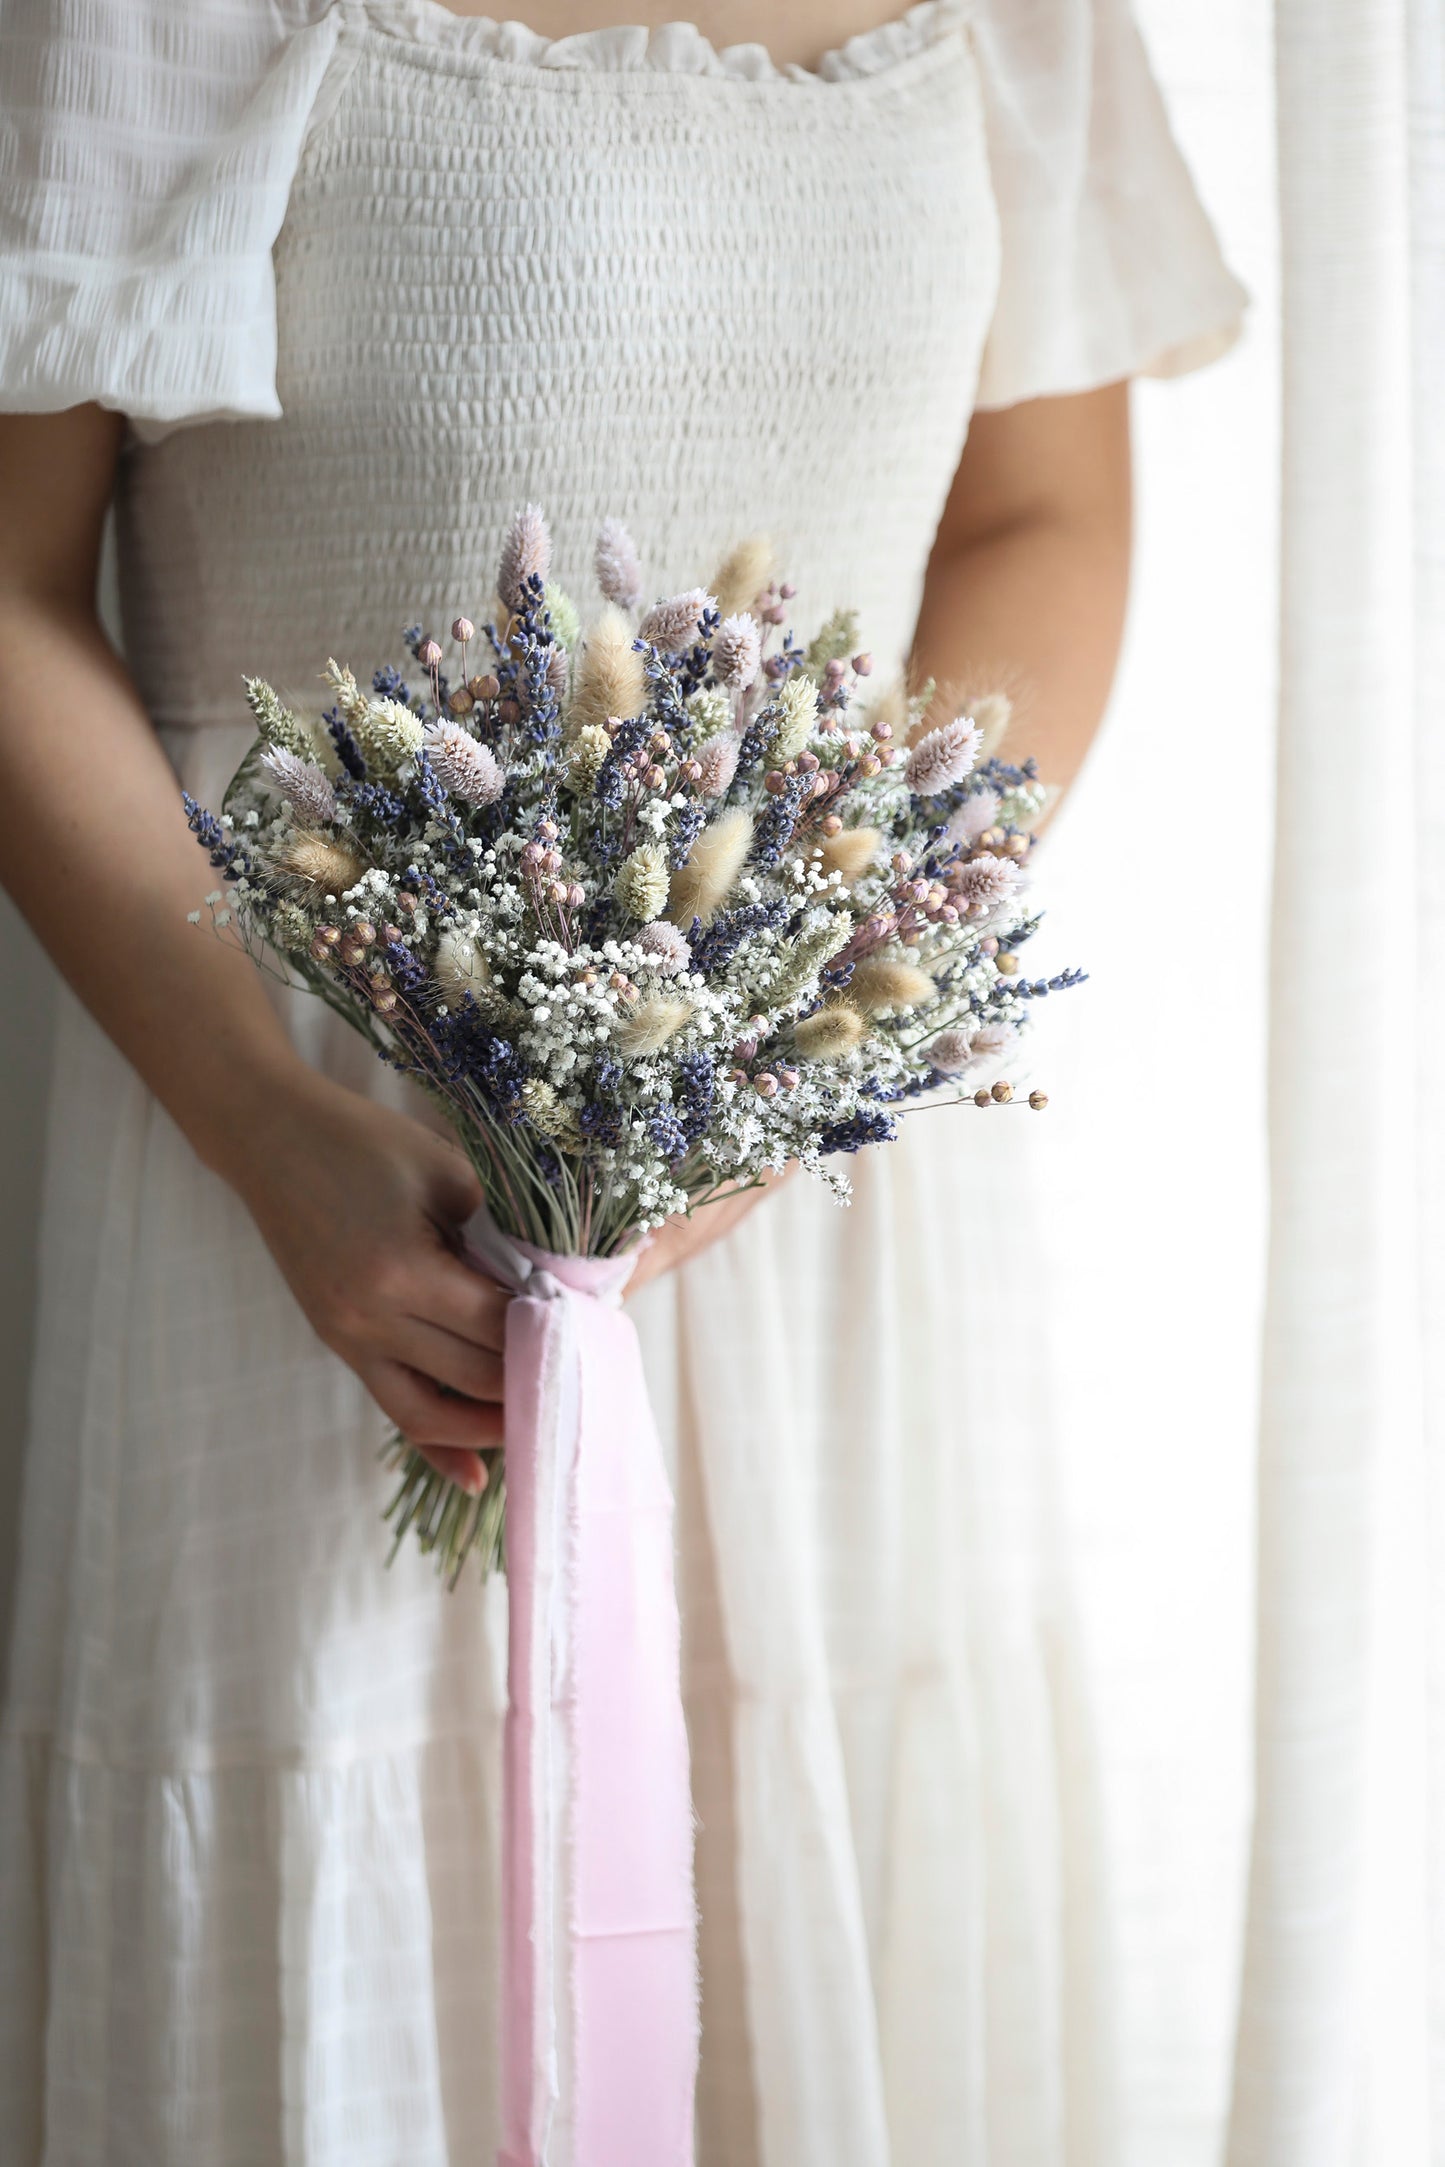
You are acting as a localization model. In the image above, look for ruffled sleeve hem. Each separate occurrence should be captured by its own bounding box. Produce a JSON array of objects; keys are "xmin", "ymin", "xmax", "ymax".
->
[
  {"xmin": 0, "ymin": 263, "xmax": 284, "ymax": 431},
  {"xmin": 974, "ymin": 184, "xmax": 1249, "ymax": 410},
  {"xmin": 0, "ymin": 5, "xmax": 341, "ymax": 433},
  {"xmin": 970, "ymin": 5, "xmax": 1248, "ymax": 410}
]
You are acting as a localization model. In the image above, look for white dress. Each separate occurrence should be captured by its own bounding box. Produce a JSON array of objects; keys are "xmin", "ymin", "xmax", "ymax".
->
[{"xmin": 0, "ymin": 4, "xmax": 1244, "ymax": 2161}]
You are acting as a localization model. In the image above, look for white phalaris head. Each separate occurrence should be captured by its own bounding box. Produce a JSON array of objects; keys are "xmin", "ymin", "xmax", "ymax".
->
[
  {"xmin": 768, "ymin": 675, "xmax": 817, "ymax": 764},
  {"xmin": 354, "ymin": 696, "xmax": 425, "ymax": 770},
  {"xmin": 614, "ymin": 841, "xmax": 671, "ymax": 922}
]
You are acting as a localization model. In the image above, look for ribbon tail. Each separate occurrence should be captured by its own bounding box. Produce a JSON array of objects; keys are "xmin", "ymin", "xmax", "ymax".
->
[
  {"xmin": 570, "ymin": 1296, "xmax": 699, "ymax": 2166},
  {"xmin": 498, "ymin": 1287, "xmax": 698, "ymax": 2167},
  {"xmin": 499, "ymin": 1290, "xmax": 575, "ymax": 2167}
]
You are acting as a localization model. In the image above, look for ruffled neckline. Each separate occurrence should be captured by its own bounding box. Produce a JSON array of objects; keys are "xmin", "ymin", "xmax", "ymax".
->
[{"xmin": 352, "ymin": 0, "xmax": 969, "ymax": 85}]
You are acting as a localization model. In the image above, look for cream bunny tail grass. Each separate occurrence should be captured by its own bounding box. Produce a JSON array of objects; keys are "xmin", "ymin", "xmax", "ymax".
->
[
  {"xmin": 710, "ymin": 536, "xmax": 775, "ymax": 618},
  {"xmin": 815, "ymin": 825, "xmax": 882, "ymax": 886},
  {"xmin": 276, "ymin": 829, "xmax": 367, "ymax": 899},
  {"xmin": 567, "ymin": 605, "xmax": 647, "ymax": 737},
  {"xmin": 846, "ymin": 955, "xmax": 939, "ymax": 1016},
  {"xmin": 793, "ymin": 1001, "xmax": 866, "ymax": 1059},
  {"xmin": 669, "ymin": 807, "xmax": 754, "ymax": 926},
  {"xmin": 617, "ymin": 995, "xmax": 693, "ymax": 1059}
]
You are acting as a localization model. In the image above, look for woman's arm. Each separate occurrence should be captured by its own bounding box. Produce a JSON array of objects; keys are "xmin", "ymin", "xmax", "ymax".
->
[
  {"xmin": 0, "ymin": 406, "xmax": 508, "ymax": 1491},
  {"xmin": 630, "ymin": 382, "xmax": 1132, "ymax": 1290},
  {"xmin": 911, "ymin": 380, "xmax": 1132, "ymax": 800}
]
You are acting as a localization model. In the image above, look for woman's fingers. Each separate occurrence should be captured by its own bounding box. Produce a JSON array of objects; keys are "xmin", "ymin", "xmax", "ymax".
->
[
  {"xmin": 414, "ymin": 1442, "xmax": 492, "ymax": 1492},
  {"xmin": 393, "ymin": 1317, "xmax": 504, "ymax": 1404},
  {"xmin": 368, "ymin": 1357, "xmax": 504, "ymax": 1461},
  {"xmin": 420, "ymin": 1135, "xmax": 486, "ymax": 1229},
  {"xmin": 407, "ymin": 1247, "xmax": 511, "ymax": 1352}
]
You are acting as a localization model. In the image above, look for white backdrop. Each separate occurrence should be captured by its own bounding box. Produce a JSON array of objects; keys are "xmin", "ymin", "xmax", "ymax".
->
[{"xmin": 0, "ymin": 7, "xmax": 1278, "ymax": 2162}]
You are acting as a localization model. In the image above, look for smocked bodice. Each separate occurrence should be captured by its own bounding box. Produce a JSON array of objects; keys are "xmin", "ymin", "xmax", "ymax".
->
[{"xmin": 114, "ymin": 1, "xmax": 1000, "ymax": 727}]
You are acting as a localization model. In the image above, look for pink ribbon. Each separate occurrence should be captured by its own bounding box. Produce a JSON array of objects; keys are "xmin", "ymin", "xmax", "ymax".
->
[{"xmin": 466, "ymin": 1213, "xmax": 699, "ymax": 2167}]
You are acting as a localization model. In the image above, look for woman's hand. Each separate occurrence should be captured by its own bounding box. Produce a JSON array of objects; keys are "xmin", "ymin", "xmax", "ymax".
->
[
  {"xmin": 223, "ymin": 1068, "xmax": 506, "ymax": 1495},
  {"xmin": 626, "ymin": 1168, "xmax": 793, "ymax": 1298}
]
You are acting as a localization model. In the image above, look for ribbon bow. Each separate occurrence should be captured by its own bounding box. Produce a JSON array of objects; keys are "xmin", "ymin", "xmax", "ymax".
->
[{"xmin": 467, "ymin": 1211, "xmax": 699, "ymax": 2167}]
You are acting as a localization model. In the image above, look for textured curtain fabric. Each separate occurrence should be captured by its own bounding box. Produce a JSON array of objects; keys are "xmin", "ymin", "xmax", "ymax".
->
[{"xmin": 1225, "ymin": 3, "xmax": 1445, "ymax": 2162}]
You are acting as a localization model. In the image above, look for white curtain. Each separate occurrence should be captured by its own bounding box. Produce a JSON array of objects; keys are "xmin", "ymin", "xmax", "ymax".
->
[
  {"xmin": 1223, "ymin": 3, "xmax": 1445, "ymax": 2163},
  {"xmin": 1041, "ymin": 3, "xmax": 1445, "ymax": 2161}
]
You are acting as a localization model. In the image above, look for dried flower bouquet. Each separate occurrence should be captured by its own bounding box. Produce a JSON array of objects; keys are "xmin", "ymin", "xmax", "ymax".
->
[{"xmin": 186, "ymin": 507, "xmax": 1079, "ymax": 1580}]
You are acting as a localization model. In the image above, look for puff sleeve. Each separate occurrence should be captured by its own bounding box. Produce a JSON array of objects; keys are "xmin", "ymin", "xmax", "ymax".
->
[
  {"xmin": 971, "ymin": 0, "xmax": 1248, "ymax": 408},
  {"xmin": 0, "ymin": 0, "xmax": 341, "ymax": 428}
]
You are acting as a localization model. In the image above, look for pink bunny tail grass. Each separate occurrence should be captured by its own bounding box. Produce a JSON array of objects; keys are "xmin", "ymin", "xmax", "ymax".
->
[
  {"xmin": 946, "ymin": 788, "xmax": 1002, "ymax": 847},
  {"xmin": 694, "ymin": 732, "xmax": 740, "ymax": 797},
  {"xmin": 636, "ymin": 920, "xmax": 693, "ymax": 975},
  {"xmin": 711, "ymin": 612, "xmax": 761, "ymax": 688},
  {"xmin": 954, "ymin": 851, "xmax": 1022, "ymax": 915},
  {"xmin": 638, "ymin": 588, "xmax": 714, "ymax": 653},
  {"xmin": 905, "ymin": 715, "xmax": 983, "ymax": 797},
  {"xmin": 594, "ymin": 516, "xmax": 644, "ymax": 611},
  {"xmin": 423, "ymin": 721, "xmax": 505, "ymax": 806},
  {"xmin": 259, "ymin": 743, "xmax": 338, "ymax": 825},
  {"xmin": 499, "ymin": 502, "xmax": 553, "ymax": 612}
]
